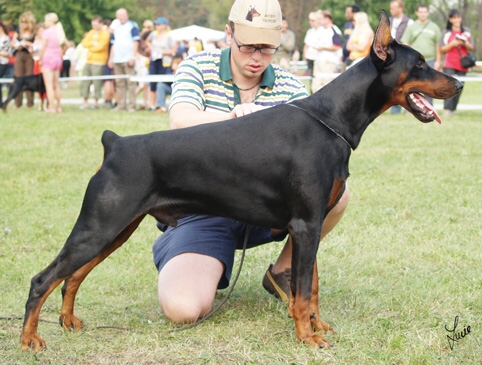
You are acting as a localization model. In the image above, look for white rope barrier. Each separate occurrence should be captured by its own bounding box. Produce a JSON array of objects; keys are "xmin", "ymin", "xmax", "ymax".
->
[
  {"xmin": 59, "ymin": 75, "xmax": 130, "ymax": 81},
  {"xmin": 1, "ymin": 73, "xmax": 481, "ymax": 85},
  {"xmin": 0, "ymin": 74, "xmax": 130, "ymax": 84},
  {"xmin": 129, "ymin": 75, "xmax": 176, "ymax": 83},
  {"xmin": 0, "ymin": 74, "xmax": 173, "ymax": 84}
]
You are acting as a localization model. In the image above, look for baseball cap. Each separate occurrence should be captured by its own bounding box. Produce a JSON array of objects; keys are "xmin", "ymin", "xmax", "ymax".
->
[
  {"xmin": 228, "ymin": 0, "xmax": 282, "ymax": 47},
  {"xmin": 154, "ymin": 17, "xmax": 169, "ymax": 25}
]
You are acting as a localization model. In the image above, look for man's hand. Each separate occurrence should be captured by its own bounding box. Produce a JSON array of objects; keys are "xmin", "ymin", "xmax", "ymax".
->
[{"xmin": 229, "ymin": 103, "xmax": 266, "ymax": 118}]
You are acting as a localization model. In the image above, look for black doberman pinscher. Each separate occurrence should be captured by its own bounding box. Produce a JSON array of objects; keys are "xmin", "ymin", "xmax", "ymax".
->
[
  {"xmin": 21, "ymin": 11, "xmax": 462, "ymax": 351},
  {"xmin": 1, "ymin": 74, "xmax": 45, "ymax": 112}
]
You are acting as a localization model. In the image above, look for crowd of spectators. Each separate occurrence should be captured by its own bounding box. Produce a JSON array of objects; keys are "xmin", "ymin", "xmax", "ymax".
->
[
  {"xmin": 0, "ymin": 3, "xmax": 475, "ymax": 115},
  {"xmin": 302, "ymin": 2, "xmax": 474, "ymax": 114}
]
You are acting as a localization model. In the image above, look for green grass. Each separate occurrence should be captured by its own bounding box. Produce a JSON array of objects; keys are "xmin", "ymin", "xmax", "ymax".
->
[{"xmin": 1, "ymin": 98, "xmax": 481, "ymax": 363}]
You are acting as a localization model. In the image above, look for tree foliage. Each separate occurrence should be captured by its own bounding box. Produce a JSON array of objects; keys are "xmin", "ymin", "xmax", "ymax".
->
[{"xmin": 1, "ymin": 0, "xmax": 129, "ymax": 43}]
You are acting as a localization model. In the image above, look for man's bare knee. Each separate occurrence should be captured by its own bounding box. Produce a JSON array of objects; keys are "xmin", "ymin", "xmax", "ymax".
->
[
  {"xmin": 160, "ymin": 295, "xmax": 212, "ymax": 323},
  {"xmin": 157, "ymin": 253, "xmax": 222, "ymax": 323}
]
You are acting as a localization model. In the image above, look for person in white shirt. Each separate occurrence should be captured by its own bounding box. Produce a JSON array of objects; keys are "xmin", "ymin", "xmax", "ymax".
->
[
  {"xmin": 302, "ymin": 10, "xmax": 322, "ymax": 81},
  {"xmin": 311, "ymin": 10, "xmax": 342, "ymax": 93},
  {"xmin": 389, "ymin": 0, "xmax": 413, "ymax": 114}
]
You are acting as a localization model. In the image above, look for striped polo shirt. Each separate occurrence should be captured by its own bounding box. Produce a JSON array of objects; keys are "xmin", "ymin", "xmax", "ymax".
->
[{"xmin": 169, "ymin": 48, "xmax": 308, "ymax": 113}]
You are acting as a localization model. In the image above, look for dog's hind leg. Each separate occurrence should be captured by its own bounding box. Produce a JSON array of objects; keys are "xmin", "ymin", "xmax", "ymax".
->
[
  {"xmin": 59, "ymin": 215, "xmax": 145, "ymax": 332},
  {"xmin": 21, "ymin": 211, "xmax": 147, "ymax": 351},
  {"xmin": 21, "ymin": 270, "xmax": 65, "ymax": 350},
  {"xmin": 21, "ymin": 164, "xmax": 153, "ymax": 350}
]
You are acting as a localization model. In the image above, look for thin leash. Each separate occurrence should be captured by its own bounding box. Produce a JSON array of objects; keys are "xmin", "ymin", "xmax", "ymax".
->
[
  {"xmin": 1, "ymin": 227, "xmax": 251, "ymax": 335},
  {"xmin": 0, "ymin": 316, "xmax": 144, "ymax": 334},
  {"xmin": 170, "ymin": 225, "xmax": 251, "ymax": 333},
  {"xmin": 287, "ymin": 103, "xmax": 354, "ymax": 150}
]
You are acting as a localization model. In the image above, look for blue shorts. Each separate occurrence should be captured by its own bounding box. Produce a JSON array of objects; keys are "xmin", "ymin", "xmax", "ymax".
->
[
  {"xmin": 102, "ymin": 65, "xmax": 113, "ymax": 83},
  {"xmin": 148, "ymin": 59, "xmax": 170, "ymax": 91},
  {"xmin": 152, "ymin": 215, "xmax": 287, "ymax": 289}
]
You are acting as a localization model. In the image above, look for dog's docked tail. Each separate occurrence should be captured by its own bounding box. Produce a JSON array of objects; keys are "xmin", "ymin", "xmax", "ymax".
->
[
  {"xmin": 99, "ymin": 130, "xmax": 121, "ymax": 169},
  {"xmin": 101, "ymin": 130, "xmax": 120, "ymax": 155}
]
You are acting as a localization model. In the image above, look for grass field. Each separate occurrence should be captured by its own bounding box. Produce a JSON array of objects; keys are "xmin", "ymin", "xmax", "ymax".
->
[{"xmin": 1, "ymin": 87, "xmax": 481, "ymax": 363}]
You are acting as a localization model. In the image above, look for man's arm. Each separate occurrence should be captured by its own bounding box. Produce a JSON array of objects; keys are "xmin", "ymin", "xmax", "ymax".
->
[
  {"xmin": 169, "ymin": 104, "xmax": 231, "ymax": 129},
  {"xmin": 169, "ymin": 103, "xmax": 266, "ymax": 129}
]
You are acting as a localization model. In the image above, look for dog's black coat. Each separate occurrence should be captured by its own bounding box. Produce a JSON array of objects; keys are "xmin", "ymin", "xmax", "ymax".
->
[
  {"xmin": 1, "ymin": 74, "xmax": 45, "ymax": 111},
  {"xmin": 21, "ymin": 12, "xmax": 463, "ymax": 350}
]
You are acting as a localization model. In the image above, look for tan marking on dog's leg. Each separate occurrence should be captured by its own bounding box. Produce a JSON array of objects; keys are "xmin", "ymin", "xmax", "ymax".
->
[
  {"xmin": 60, "ymin": 215, "xmax": 145, "ymax": 331},
  {"xmin": 290, "ymin": 290, "xmax": 331, "ymax": 349},
  {"xmin": 310, "ymin": 261, "xmax": 334, "ymax": 335},
  {"xmin": 20, "ymin": 278, "xmax": 64, "ymax": 351}
]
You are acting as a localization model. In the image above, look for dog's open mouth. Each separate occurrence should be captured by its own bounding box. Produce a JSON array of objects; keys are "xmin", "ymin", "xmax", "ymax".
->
[{"xmin": 407, "ymin": 92, "xmax": 442, "ymax": 124}]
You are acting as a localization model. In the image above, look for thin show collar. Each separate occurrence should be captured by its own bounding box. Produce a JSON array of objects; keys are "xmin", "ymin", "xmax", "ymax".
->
[
  {"xmin": 288, "ymin": 103, "xmax": 354, "ymax": 150},
  {"xmin": 219, "ymin": 48, "xmax": 276, "ymax": 89}
]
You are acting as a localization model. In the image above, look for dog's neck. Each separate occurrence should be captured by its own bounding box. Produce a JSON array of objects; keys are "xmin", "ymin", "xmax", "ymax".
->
[
  {"xmin": 297, "ymin": 58, "xmax": 385, "ymax": 150},
  {"xmin": 287, "ymin": 103, "xmax": 354, "ymax": 150}
]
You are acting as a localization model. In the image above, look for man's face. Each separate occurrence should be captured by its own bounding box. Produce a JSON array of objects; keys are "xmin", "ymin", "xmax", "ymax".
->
[
  {"xmin": 308, "ymin": 17, "xmax": 317, "ymax": 28},
  {"xmin": 116, "ymin": 9, "xmax": 128, "ymax": 24},
  {"xmin": 390, "ymin": 2, "xmax": 403, "ymax": 17},
  {"xmin": 416, "ymin": 7, "xmax": 429, "ymax": 22},
  {"xmin": 281, "ymin": 19, "xmax": 288, "ymax": 31},
  {"xmin": 345, "ymin": 7, "xmax": 354, "ymax": 21},
  {"xmin": 92, "ymin": 20, "xmax": 102, "ymax": 31},
  {"xmin": 226, "ymin": 26, "xmax": 274, "ymax": 79},
  {"xmin": 316, "ymin": 13, "xmax": 324, "ymax": 28},
  {"xmin": 320, "ymin": 15, "xmax": 328, "ymax": 28}
]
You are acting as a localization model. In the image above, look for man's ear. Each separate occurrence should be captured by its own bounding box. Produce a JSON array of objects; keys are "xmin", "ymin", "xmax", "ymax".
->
[
  {"xmin": 225, "ymin": 24, "xmax": 232, "ymax": 46},
  {"xmin": 370, "ymin": 10, "xmax": 393, "ymax": 68}
]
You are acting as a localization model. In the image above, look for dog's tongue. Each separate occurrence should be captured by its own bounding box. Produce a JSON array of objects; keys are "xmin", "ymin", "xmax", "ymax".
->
[{"xmin": 418, "ymin": 94, "xmax": 442, "ymax": 124}]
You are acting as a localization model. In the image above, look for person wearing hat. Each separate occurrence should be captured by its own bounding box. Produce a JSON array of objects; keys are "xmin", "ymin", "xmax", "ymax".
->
[
  {"xmin": 107, "ymin": 8, "xmax": 140, "ymax": 112},
  {"xmin": 145, "ymin": 17, "xmax": 177, "ymax": 112},
  {"xmin": 152, "ymin": 0, "xmax": 350, "ymax": 323}
]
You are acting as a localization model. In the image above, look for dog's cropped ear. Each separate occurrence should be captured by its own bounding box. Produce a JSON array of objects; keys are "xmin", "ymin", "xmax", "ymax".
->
[{"xmin": 371, "ymin": 10, "xmax": 393, "ymax": 68}]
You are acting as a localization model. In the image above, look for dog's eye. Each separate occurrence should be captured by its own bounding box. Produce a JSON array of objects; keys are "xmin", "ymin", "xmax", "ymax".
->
[{"xmin": 416, "ymin": 60, "xmax": 425, "ymax": 68}]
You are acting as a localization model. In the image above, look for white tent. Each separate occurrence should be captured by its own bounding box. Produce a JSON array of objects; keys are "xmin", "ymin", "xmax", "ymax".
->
[{"xmin": 170, "ymin": 25, "xmax": 226, "ymax": 43}]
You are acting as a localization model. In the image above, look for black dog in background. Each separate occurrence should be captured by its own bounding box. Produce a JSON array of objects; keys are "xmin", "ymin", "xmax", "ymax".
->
[{"xmin": 1, "ymin": 74, "xmax": 45, "ymax": 112}]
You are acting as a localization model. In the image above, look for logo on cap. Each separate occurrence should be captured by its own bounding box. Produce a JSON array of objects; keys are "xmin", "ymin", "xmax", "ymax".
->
[{"xmin": 246, "ymin": 6, "xmax": 261, "ymax": 22}]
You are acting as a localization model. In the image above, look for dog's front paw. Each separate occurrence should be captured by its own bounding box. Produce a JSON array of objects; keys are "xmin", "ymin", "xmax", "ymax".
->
[
  {"xmin": 310, "ymin": 312, "xmax": 335, "ymax": 334},
  {"xmin": 59, "ymin": 314, "xmax": 84, "ymax": 332},
  {"xmin": 301, "ymin": 332, "xmax": 333, "ymax": 349},
  {"xmin": 20, "ymin": 333, "xmax": 47, "ymax": 351}
]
